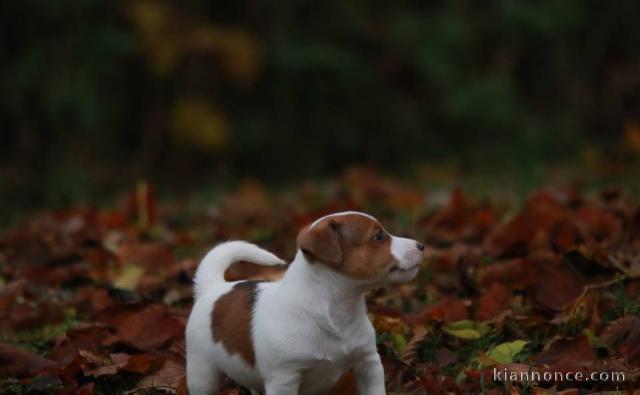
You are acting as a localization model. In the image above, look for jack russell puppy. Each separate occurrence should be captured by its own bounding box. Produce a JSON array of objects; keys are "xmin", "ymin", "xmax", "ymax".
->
[{"xmin": 186, "ymin": 211, "xmax": 424, "ymax": 395}]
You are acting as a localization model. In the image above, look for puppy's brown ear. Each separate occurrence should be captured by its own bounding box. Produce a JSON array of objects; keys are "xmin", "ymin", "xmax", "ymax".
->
[
  {"xmin": 298, "ymin": 219, "xmax": 342, "ymax": 266},
  {"xmin": 296, "ymin": 224, "xmax": 311, "ymax": 249}
]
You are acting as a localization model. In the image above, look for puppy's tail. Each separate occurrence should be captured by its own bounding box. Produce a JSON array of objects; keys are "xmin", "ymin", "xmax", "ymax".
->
[{"xmin": 193, "ymin": 241, "xmax": 285, "ymax": 299}]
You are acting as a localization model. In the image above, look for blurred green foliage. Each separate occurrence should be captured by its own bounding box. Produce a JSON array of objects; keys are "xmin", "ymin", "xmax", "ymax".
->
[{"xmin": 1, "ymin": 0, "xmax": 640, "ymax": 215}]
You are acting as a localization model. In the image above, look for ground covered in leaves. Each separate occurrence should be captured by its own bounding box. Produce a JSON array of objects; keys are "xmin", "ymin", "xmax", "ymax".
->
[{"xmin": 1, "ymin": 169, "xmax": 640, "ymax": 394}]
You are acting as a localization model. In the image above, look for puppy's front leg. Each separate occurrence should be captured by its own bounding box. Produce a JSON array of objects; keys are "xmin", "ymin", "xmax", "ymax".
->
[
  {"xmin": 264, "ymin": 371, "xmax": 301, "ymax": 395},
  {"xmin": 353, "ymin": 351, "xmax": 386, "ymax": 395}
]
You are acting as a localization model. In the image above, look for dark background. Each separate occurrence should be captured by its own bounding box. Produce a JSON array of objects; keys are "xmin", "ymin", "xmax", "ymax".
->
[{"xmin": 2, "ymin": 0, "xmax": 640, "ymax": 220}]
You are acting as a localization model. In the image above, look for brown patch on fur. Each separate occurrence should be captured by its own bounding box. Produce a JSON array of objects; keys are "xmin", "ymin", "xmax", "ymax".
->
[
  {"xmin": 299, "ymin": 220, "xmax": 342, "ymax": 267},
  {"xmin": 211, "ymin": 281, "xmax": 262, "ymax": 366},
  {"xmin": 225, "ymin": 261, "xmax": 287, "ymax": 282},
  {"xmin": 298, "ymin": 214, "xmax": 397, "ymax": 280}
]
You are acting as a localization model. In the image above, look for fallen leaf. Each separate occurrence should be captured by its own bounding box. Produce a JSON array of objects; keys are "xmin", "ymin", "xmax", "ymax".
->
[
  {"xmin": 443, "ymin": 320, "xmax": 490, "ymax": 340},
  {"xmin": 401, "ymin": 326, "xmax": 428, "ymax": 365},
  {"xmin": 127, "ymin": 359, "xmax": 184, "ymax": 394},
  {"xmin": 486, "ymin": 191, "xmax": 571, "ymax": 255},
  {"xmin": 113, "ymin": 264, "xmax": 145, "ymax": 290},
  {"xmin": 530, "ymin": 335, "xmax": 596, "ymax": 369},
  {"xmin": 80, "ymin": 350, "xmax": 129, "ymax": 377},
  {"xmin": 124, "ymin": 353, "xmax": 166, "ymax": 375},
  {"xmin": 424, "ymin": 296, "xmax": 469, "ymax": 323},
  {"xmin": 0, "ymin": 343, "xmax": 55, "ymax": 377},
  {"xmin": 371, "ymin": 315, "xmax": 409, "ymax": 333},
  {"xmin": 533, "ymin": 261, "xmax": 584, "ymax": 311},
  {"xmin": 104, "ymin": 304, "xmax": 184, "ymax": 352},
  {"xmin": 476, "ymin": 282, "xmax": 510, "ymax": 321},
  {"xmin": 598, "ymin": 316, "xmax": 640, "ymax": 365},
  {"xmin": 75, "ymin": 382, "xmax": 95, "ymax": 395},
  {"xmin": 487, "ymin": 340, "xmax": 528, "ymax": 364}
]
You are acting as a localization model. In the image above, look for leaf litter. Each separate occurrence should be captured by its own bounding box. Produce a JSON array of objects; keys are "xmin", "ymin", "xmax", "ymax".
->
[{"xmin": 1, "ymin": 169, "xmax": 640, "ymax": 393}]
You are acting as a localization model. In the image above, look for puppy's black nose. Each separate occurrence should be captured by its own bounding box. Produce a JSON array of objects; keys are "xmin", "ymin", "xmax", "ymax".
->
[{"xmin": 416, "ymin": 242, "xmax": 424, "ymax": 251}]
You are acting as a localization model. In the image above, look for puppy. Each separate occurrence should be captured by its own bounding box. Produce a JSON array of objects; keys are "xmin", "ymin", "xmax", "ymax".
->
[{"xmin": 186, "ymin": 211, "xmax": 424, "ymax": 395}]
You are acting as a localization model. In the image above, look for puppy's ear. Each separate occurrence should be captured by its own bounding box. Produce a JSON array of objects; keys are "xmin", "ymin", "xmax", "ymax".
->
[
  {"xmin": 298, "ymin": 219, "xmax": 342, "ymax": 267},
  {"xmin": 296, "ymin": 224, "xmax": 311, "ymax": 249}
]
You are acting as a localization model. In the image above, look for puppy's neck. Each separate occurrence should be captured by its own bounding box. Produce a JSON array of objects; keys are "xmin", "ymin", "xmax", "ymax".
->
[{"xmin": 278, "ymin": 251, "xmax": 368, "ymax": 335}]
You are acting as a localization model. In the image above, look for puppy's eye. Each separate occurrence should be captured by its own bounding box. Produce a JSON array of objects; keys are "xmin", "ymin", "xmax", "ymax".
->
[{"xmin": 372, "ymin": 230, "xmax": 385, "ymax": 242}]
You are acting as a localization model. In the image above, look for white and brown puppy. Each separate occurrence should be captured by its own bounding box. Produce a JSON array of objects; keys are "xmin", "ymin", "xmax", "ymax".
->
[{"xmin": 186, "ymin": 211, "xmax": 424, "ymax": 395}]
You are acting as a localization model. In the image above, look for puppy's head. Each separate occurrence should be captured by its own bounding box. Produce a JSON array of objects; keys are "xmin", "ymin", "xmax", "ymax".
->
[{"xmin": 297, "ymin": 212, "xmax": 423, "ymax": 283}]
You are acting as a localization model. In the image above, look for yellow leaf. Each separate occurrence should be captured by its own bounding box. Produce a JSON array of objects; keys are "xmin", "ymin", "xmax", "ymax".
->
[
  {"xmin": 114, "ymin": 265, "xmax": 145, "ymax": 290},
  {"xmin": 487, "ymin": 340, "xmax": 528, "ymax": 364},
  {"xmin": 443, "ymin": 320, "xmax": 490, "ymax": 340},
  {"xmin": 127, "ymin": 0, "xmax": 171, "ymax": 37},
  {"xmin": 126, "ymin": 0, "xmax": 182, "ymax": 76},
  {"xmin": 171, "ymin": 96, "xmax": 229, "ymax": 151},
  {"xmin": 187, "ymin": 25, "xmax": 261, "ymax": 83},
  {"xmin": 126, "ymin": 2, "xmax": 261, "ymax": 80},
  {"xmin": 391, "ymin": 333, "xmax": 408, "ymax": 352}
]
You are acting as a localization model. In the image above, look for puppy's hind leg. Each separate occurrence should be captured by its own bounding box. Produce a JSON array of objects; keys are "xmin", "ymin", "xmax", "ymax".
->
[{"xmin": 187, "ymin": 354, "xmax": 222, "ymax": 395}]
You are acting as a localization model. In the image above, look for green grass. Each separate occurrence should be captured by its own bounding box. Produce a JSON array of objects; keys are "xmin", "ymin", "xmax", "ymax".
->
[
  {"xmin": 1, "ymin": 310, "xmax": 81, "ymax": 357},
  {"xmin": 0, "ymin": 378, "xmax": 24, "ymax": 395},
  {"xmin": 610, "ymin": 281, "xmax": 640, "ymax": 319}
]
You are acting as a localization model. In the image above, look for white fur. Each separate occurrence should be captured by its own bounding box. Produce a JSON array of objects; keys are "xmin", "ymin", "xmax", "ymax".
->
[
  {"xmin": 388, "ymin": 236, "xmax": 422, "ymax": 283},
  {"xmin": 193, "ymin": 240, "xmax": 285, "ymax": 299},
  {"xmin": 186, "ymin": 213, "xmax": 423, "ymax": 395}
]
